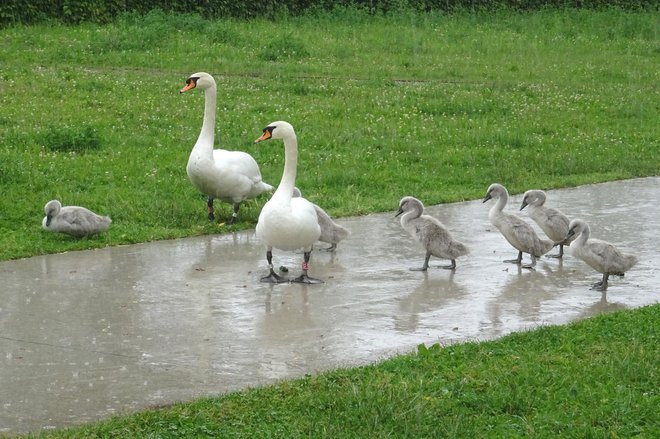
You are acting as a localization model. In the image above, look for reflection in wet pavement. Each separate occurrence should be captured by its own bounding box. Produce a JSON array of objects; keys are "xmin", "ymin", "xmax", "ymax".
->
[{"xmin": 1, "ymin": 177, "xmax": 658, "ymax": 433}]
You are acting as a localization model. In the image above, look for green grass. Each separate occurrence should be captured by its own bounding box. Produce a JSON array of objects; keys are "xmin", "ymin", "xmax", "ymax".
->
[
  {"xmin": 24, "ymin": 304, "xmax": 659, "ymax": 438},
  {"xmin": 0, "ymin": 7, "xmax": 657, "ymax": 261}
]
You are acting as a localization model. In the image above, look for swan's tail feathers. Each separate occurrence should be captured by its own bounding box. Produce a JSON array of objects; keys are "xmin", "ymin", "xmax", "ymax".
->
[
  {"xmin": 320, "ymin": 222, "xmax": 350, "ymax": 245},
  {"xmin": 335, "ymin": 223, "xmax": 350, "ymax": 241},
  {"xmin": 451, "ymin": 241, "xmax": 470, "ymax": 258},
  {"xmin": 538, "ymin": 239, "xmax": 555, "ymax": 256},
  {"xmin": 622, "ymin": 254, "xmax": 639, "ymax": 272},
  {"xmin": 252, "ymin": 181, "xmax": 274, "ymax": 197}
]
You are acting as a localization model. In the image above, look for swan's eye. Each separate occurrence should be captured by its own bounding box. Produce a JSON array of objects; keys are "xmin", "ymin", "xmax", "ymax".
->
[{"xmin": 262, "ymin": 126, "xmax": 275, "ymax": 137}]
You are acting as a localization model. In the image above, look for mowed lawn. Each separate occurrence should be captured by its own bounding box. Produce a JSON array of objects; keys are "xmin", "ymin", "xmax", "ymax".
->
[{"xmin": 0, "ymin": 7, "xmax": 657, "ymax": 260}]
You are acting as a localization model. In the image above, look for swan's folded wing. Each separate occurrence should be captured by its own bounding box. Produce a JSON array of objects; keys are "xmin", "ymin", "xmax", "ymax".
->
[
  {"xmin": 589, "ymin": 238, "xmax": 632, "ymax": 270},
  {"xmin": 508, "ymin": 217, "xmax": 536, "ymax": 240},
  {"xmin": 59, "ymin": 208, "xmax": 93, "ymax": 226},
  {"xmin": 417, "ymin": 219, "xmax": 451, "ymax": 248},
  {"xmin": 215, "ymin": 149, "xmax": 263, "ymax": 177},
  {"xmin": 544, "ymin": 208, "xmax": 570, "ymax": 227}
]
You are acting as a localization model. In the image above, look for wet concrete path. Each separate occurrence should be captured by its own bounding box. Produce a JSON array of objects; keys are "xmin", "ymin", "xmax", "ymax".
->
[{"xmin": 1, "ymin": 177, "xmax": 659, "ymax": 434}]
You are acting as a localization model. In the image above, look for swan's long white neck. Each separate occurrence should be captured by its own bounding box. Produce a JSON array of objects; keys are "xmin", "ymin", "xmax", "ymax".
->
[
  {"xmin": 490, "ymin": 191, "xmax": 508, "ymax": 215},
  {"xmin": 400, "ymin": 204, "xmax": 422, "ymax": 227},
  {"xmin": 273, "ymin": 132, "xmax": 298, "ymax": 200},
  {"xmin": 195, "ymin": 84, "xmax": 217, "ymax": 151},
  {"xmin": 575, "ymin": 224, "xmax": 590, "ymax": 246}
]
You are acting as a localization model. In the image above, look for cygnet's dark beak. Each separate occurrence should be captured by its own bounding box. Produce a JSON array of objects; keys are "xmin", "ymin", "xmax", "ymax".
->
[
  {"xmin": 395, "ymin": 207, "xmax": 404, "ymax": 217},
  {"xmin": 482, "ymin": 193, "xmax": 492, "ymax": 203},
  {"xmin": 520, "ymin": 200, "xmax": 528, "ymax": 211},
  {"xmin": 554, "ymin": 229, "xmax": 575, "ymax": 246},
  {"xmin": 46, "ymin": 215, "xmax": 52, "ymax": 227}
]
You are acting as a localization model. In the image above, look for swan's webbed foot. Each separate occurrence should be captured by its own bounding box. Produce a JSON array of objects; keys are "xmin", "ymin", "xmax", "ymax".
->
[
  {"xmin": 261, "ymin": 269, "xmax": 287, "ymax": 284},
  {"xmin": 546, "ymin": 245, "xmax": 564, "ymax": 259},
  {"xmin": 411, "ymin": 253, "xmax": 430, "ymax": 271},
  {"xmin": 320, "ymin": 243, "xmax": 337, "ymax": 252},
  {"xmin": 521, "ymin": 255, "xmax": 537, "ymax": 270},
  {"xmin": 291, "ymin": 274, "xmax": 323, "ymax": 284},
  {"xmin": 290, "ymin": 251, "xmax": 323, "ymax": 284},
  {"xmin": 439, "ymin": 260, "xmax": 457, "ymax": 270},
  {"xmin": 261, "ymin": 251, "xmax": 287, "ymax": 283},
  {"xmin": 590, "ymin": 273, "xmax": 609, "ymax": 291},
  {"xmin": 504, "ymin": 252, "xmax": 523, "ymax": 265}
]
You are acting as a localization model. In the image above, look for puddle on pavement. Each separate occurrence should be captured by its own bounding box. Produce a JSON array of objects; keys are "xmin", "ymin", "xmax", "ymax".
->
[{"xmin": 1, "ymin": 177, "xmax": 658, "ymax": 433}]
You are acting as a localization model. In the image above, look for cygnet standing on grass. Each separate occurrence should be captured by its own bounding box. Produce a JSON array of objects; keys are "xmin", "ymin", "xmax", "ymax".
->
[
  {"xmin": 292, "ymin": 187, "xmax": 350, "ymax": 251},
  {"xmin": 559, "ymin": 218, "xmax": 638, "ymax": 291},
  {"xmin": 396, "ymin": 196, "xmax": 469, "ymax": 271},
  {"xmin": 520, "ymin": 189, "xmax": 574, "ymax": 258},
  {"xmin": 42, "ymin": 199, "xmax": 111, "ymax": 237},
  {"xmin": 483, "ymin": 183, "xmax": 553, "ymax": 269}
]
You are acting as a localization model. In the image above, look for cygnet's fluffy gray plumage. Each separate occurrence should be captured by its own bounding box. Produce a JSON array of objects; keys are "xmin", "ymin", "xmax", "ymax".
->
[
  {"xmin": 561, "ymin": 218, "xmax": 638, "ymax": 291},
  {"xmin": 483, "ymin": 183, "xmax": 553, "ymax": 268},
  {"xmin": 293, "ymin": 187, "xmax": 350, "ymax": 251},
  {"xmin": 396, "ymin": 196, "xmax": 469, "ymax": 271},
  {"xmin": 520, "ymin": 189, "xmax": 574, "ymax": 258},
  {"xmin": 42, "ymin": 200, "xmax": 111, "ymax": 237}
]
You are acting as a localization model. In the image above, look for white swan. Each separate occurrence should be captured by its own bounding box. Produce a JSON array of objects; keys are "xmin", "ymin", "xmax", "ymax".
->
[
  {"xmin": 292, "ymin": 187, "xmax": 350, "ymax": 251},
  {"xmin": 396, "ymin": 196, "xmax": 469, "ymax": 270},
  {"xmin": 561, "ymin": 218, "xmax": 638, "ymax": 291},
  {"xmin": 42, "ymin": 200, "xmax": 111, "ymax": 237},
  {"xmin": 180, "ymin": 72, "xmax": 273, "ymax": 223},
  {"xmin": 254, "ymin": 121, "xmax": 322, "ymax": 284},
  {"xmin": 520, "ymin": 189, "xmax": 574, "ymax": 258},
  {"xmin": 483, "ymin": 183, "xmax": 553, "ymax": 268}
]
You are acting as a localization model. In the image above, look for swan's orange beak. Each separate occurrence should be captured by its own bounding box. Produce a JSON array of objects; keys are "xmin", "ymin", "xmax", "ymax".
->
[
  {"xmin": 180, "ymin": 80, "xmax": 196, "ymax": 94},
  {"xmin": 255, "ymin": 131, "xmax": 272, "ymax": 143}
]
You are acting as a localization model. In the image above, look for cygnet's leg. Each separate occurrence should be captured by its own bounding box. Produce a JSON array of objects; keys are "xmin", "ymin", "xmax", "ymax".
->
[
  {"xmin": 227, "ymin": 202, "xmax": 241, "ymax": 225},
  {"xmin": 261, "ymin": 249, "xmax": 287, "ymax": 283},
  {"xmin": 292, "ymin": 251, "xmax": 323, "ymax": 284},
  {"xmin": 440, "ymin": 259, "xmax": 457, "ymax": 270},
  {"xmin": 320, "ymin": 243, "xmax": 337, "ymax": 252},
  {"xmin": 410, "ymin": 252, "xmax": 431, "ymax": 271},
  {"xmin": 207, "ymin": 197, "xmax": 215, "ymax": 221},
  {"xmin": 521, "ymin": 254, "xmax": 537, "ymax": 269},
  {"xmin": 546, "ymin": 244, "xmax": 564, "ymax": 259},
  {"xmin": 504, "ymin": 251, "xmax": 523, "ymax": 264},
  {"xmin": 591, "ymin": 273, "xmax": 609, "ymax": 291}
]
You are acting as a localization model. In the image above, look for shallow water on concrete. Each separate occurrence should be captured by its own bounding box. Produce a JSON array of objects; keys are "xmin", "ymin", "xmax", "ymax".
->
[{"xmin": 1, "ymin": 177, "xmax": 658, "ymax": 433}]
